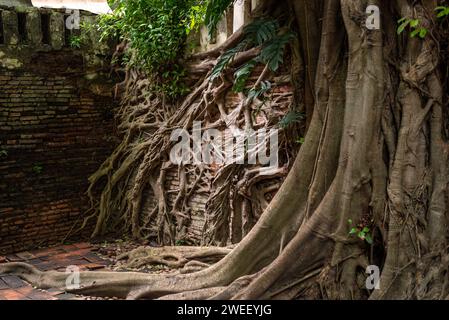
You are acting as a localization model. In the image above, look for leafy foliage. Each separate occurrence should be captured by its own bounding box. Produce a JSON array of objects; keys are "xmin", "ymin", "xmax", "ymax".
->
[
  {"xmin": 100, "ymin": 0, "xmax": 204, "ymax": 70},
  {"xmin": 175, "ymin": 239, "xmax": 186, "ymax": 246},
  {"xmin": 436, "ymin": 6, "xmax": 449, "ymax": 18},
  {"xmin": 66, "ymin": 21, "xmax": 93, "ymax": 49},
  {"xmin": 95, "ymin": 0, "xmax": 292, "ymax": 99},
  {"xmin": 95, "ymin": 1, "xmax": 293, "ymax": 99},
  {"xmin": 397, "ymin": 6, "xmax": 449, "ymax": 39},
  {"xmin": 243, "ymin": 19, "xmax": 279, "ymax": 45},
  {"xmin": 279, "ymin": 111, "xmax": 305, "ymax": 129},
  {"xmin": 204, "ymin": 0, "xmax": 233, "ymax": 37},
  {"xmin": 259, "ymin": 32, "xmax": 296, "ymax": 72},
  {"xmin": 210, "ymin": 18, "xmax": 295, "ymax": 96},
  {"xmin": 97, "ymin": 0, "xmax": 208, "ymax": 98},
  {"xmin": 247, "ymin": 80, "xmax": 271, "ymax": 101},
  {"xmin": 210, "ymin": 39, "xmax": 249, "ymax": 80},
  {"xmin": 348, "ymin": 219, "xmax": 373, "ymax": 245},
  {"xmin": 0, "ymin": 148, "xmax": 7, "ymax": 158},
  {"xmin": 69, "ymin": 35, "xmax": 82, "ymax": 48},
  {"xmin": 397, "ymin": 17, "xmax": 428, "ymax": 38},
  {"xmin": 188, "ymin": 4, "xmax": 208, "ymax": 34},
  {"xmin": 233, "ymin": 59, "xmax": 257, "ymax": 92}
]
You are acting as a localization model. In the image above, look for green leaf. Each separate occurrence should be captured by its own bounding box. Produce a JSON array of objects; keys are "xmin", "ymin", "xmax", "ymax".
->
[
  {"xmin": 362, "ymin": 227, "xmax": 370, "ymax": 233},
  {"xmin": 410, "ymin": 28, "xmax": 420, "ymax": 38},
  {"xmin": 409, "ymin": 19, "xmax": 419, "ymax": 28},
  {"xmin": 260, "ymin": 32, "xmax": 295, "ymax": 72},
  {"xmin": 437, "ymin": 10, "xmax": 446, "ymax": 18},
  {"xmin": 279, "ymin": 111, "xmax": 304, "ymax": 128},
  {"xmin": 348, "ymin": 219, "xmax": 353, "ymax": 225},
  {"xmin": 244, "ymin": 19, "xmax": 279, "ymax": 45},
  {"xmin": 397, "ymin": 19, "xmax": 409, "ymax": 34},
  {"xmin": 296, "ymin": 137, "xmax": 305, "ymax": 145},
  {"xmin": 435, "ymin": 6, "xmax": 449, "ymax": 18},
  {"xmin": 233, "ymin": 60, "xmax": 257, "ymax": 92},
  {"xmin": 96, "ymin": 0, "xmax": 206, "ymax": 98},
  {"xmin": 349, "ymin": 228, "xmax": 358, "ymax": 235},
  {"xmin": 365, "ymin": 234, "xmax": 373, "ymax": 245},
  {"xmin": 419, "ymin": 28, "xmax": 428, "ymax": 38},
  {"xmin": 247, "ymin": 80, "xmax": 271, "ymax": 101},
  {"xmin": 205, "ymin": 0, "xmax": 233, "ymax": 37},
  {"xmin": 210, "ymin": 40, "xmax": 248, "ymax": 81}
]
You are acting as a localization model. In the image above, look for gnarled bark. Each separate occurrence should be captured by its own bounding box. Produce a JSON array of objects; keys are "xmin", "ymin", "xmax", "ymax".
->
[{"xmin": 1, "ymin": 0, "xmax": 448, "ymax": 300}]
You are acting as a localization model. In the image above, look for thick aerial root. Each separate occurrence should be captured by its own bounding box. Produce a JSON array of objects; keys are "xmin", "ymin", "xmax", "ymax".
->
[
  {"xmin": 117, "ymin": 246, "xmax": 232, "ymax": 272},
  {"xmin": 0, "ymin": 203, "xmax": 331, "ymax": 300},
  {"xmin": 0, "ymin": 262, "xmax": 157, "ymax": 298},
  {"xmin": 157, "ymin": 287, "xmax": 227, "ymax": 300},
  {"xmin": 0, "ymin": 260, "xmax": 238, "ymax": 300},
  {"xmin": 86, "ymin": 3, "xmax": 296, "ymax": 246},
  {"xmin": 9, "ymin": 0, "xmax": 448, "ymax": 302}
]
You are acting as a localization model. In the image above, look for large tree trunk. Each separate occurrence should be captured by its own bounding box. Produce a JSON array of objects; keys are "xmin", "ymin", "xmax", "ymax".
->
[{"xmin": 1, "ymin": 0, "xmax": 448, "ymax": 300}]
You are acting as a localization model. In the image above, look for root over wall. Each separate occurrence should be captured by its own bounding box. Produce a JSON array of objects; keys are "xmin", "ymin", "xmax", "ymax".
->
[{"xmin": 87, "ymin": 32, "xmax": 302, "ymax": 246}]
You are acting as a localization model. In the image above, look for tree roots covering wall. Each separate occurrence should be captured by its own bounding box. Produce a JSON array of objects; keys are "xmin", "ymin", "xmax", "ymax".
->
[
  {"xmin": 1, "ymin": 0, "xmax": 449, "ymax": 300},
  {"xmin": 83, "ymin": 22, "xmax": 300, "ymax": 247}
]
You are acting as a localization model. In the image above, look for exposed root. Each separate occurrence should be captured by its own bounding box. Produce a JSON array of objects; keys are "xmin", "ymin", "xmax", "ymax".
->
[
  {"xmin": 4, "ymin": 0, "xmax": 449, "ymax": 301},
  {"xmin": 85, "ymin": 11, "xmax": 298, "ymax": 246},
  {"xmin": 117, "ymin": 246, "xmax": 232, "ymax": 272}
]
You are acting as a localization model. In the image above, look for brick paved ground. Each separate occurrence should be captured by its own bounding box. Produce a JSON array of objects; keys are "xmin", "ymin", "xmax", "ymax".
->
[{"xmin": 0, "ymin": 242, "xmax": 112, "ymax": 300}]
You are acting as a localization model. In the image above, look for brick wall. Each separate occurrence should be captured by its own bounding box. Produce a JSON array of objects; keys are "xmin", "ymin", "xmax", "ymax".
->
[{"xmin": 0, "ymin": 5, "xmax": 116, "ymax": 254}]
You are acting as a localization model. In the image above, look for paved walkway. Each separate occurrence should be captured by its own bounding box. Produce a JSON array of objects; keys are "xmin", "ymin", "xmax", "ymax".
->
[{"xmin": 0, "ymin": 243, "xmax": 111, "ymax": 300}]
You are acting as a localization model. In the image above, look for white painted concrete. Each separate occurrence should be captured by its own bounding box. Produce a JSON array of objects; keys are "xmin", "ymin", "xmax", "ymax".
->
[
  {"xmin": 233, "ymin": 0, "xmax": 246, "ymax": 33},
  {"xmin": 31, "ymin": 0, "xmax": 111, "ymax": 14}
]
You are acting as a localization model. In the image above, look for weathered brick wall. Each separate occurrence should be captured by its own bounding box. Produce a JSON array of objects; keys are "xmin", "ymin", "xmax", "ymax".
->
[{"xmin": 0, "ymin": 5, "xmax": 116, "ymax": 254}]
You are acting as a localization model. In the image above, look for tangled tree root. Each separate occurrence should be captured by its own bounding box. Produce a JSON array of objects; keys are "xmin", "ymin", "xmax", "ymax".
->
[
  {"xmin": 0, "ymin": 258, "xmax": 264, "ymax": 300},
  {"xmin": 117, "ymin": 246, "xmax": 233, "ymax": 273},
  {"xmin": 81, "ymin": 18, "xmax": 298, "ymax": 246},
  {"xmin": 2, "ymin": 0, "xmax": 449, "ymax": 301}
]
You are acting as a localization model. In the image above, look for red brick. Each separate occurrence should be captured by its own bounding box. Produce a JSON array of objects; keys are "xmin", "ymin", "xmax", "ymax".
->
[
  {"xmin": 33, "ymin": 247, "xmax": 64, "ymax": 258},
  {"xmin": 67, "ymin": 248, "xmax": 92, "ymax": 256},
  {"xmin": 73, "ymin": 242, "xmax": 92, "ymax": 249},
  {"xmin": 60, "ymin": 244, "xmax": 78, "ymax": 252},
  {"xmin": 0, "ymin": 276, "xmax": 26, "ymax": 289},
  {"xmin": 5, "ymin": 254, "xmax": 21, "ymax": 262},
  {"xmin": 15, "ymin": 251, "xmax": 36, "ymax": 261},
  {"xmin": 0, "ymin": 43, "xmax": 115, "ymax": 255},
  {"xmin": 2, "ymin": 289, "xmax": 28, "ymax": 300},
  {"xmin": 83, "ymin": 263, "xmax": 106, "ymax": 271},
  {"xmin": 16, "ymin": 286, "xmax": 34, "ymax": 296}
]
